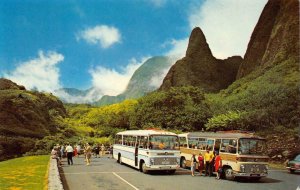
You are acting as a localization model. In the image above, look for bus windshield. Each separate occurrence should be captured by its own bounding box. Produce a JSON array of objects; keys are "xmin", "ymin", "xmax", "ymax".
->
[
  {"xmin": 149, "ymin": 135, "xmax": 179, "ymax": 150},
  {"xmin": 238, "ymin": 138, "xmax": 267, "ymax": 156}
]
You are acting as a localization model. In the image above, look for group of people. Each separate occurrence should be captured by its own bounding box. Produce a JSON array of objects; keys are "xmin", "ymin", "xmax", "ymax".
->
[
  {"xmin": 190, "ymin": 149, "xmax": 222, "ymax": 179},
  {"xmin": 51, "ymin": 143, "xmax": 113, "ymax": 166}
]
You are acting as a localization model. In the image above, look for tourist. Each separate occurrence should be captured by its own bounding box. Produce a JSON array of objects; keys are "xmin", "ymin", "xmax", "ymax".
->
[
  {"xmin": 109, "ymin": 144, "xmax": 113, "ymax": 158},
  {"xmin": 204, "ymin": 148, "xmax": 214, "ymax": 176},
  {"xmin": 101, "ymin": 144, "xmax": 105, "ymax": 157},
  {"xmin": 198, "ymin": 153, "xmax": 204, "ymax": 176},
  {"xmin": 66, "ymin": 143, "xmax": 74, "ymax": 165},
  {"xmin": 214, "ymin": 151, "xmax": 222, "ymax": 179},
  {"xmin": 191, "ymin": 154, "xmax": 197, "ymax": 176},
  {"xmin": 76, "ymin": 144, "xmax": 81, "ymax": 157},
  {"xmin": 85, "ymin": 143, "xmax": 92, "ymax": 165},
  {"xmin": 94, "ymin": 144, "xmax": 100, "ymax": 158}
]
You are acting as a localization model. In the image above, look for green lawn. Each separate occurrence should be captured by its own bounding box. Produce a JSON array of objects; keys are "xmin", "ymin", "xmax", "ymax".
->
[{"xmin": 0, "ymin": 155, "xmax": 49, "ymax": 190}]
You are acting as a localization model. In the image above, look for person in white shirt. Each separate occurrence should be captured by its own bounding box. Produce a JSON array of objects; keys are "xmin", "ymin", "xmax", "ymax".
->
[{"xmin": 66, "ymin": 143, "xmax": 74, "ymax": 165}]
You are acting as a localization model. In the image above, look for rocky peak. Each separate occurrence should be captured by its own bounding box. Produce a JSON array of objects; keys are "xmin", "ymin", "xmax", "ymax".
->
[
  {"xmin": 160, "ymin": 27, "xmax": 242, "ymax": 92},
  {"xmin": 186, "ymin": 27, "xmax": 213, "ymax": 59}
]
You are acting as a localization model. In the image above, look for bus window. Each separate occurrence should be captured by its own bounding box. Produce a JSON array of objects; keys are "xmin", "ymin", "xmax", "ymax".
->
[
  {"xmin": 139, "ymin": 136, "xmax": 148, "ymax": 149},
  {"xmin": 115, "ymin": 135, "xmax": 122, "ymax": 145},
  {"xmin": 188, "ymin": 137, "xmax": 198, "ymax": 149},
  {"xmin": 206, "ymin": 139, "xmax": 214, "ymax": 150},
  {"xmin": 221, "ymin": 139, "xmax": 237, "ymax": 153},
  {"xmin": 179, "ymin": 137, "xmax": 187, "ymax": 147},
  {"xmin": 198, "ymin": 138, "xmax": 207, "ymax": 150}
]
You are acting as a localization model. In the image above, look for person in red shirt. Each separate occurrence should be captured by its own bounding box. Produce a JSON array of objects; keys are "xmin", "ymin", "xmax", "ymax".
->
[
  {"xmin": 214, "ymin": 151, "xmax": 222, "ymax": 179},
  {"xmin": 198, "ymin": 153, "xmax": 204, "ymax": 176}
]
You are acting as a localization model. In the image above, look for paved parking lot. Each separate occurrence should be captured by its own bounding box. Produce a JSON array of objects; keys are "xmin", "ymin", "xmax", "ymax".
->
[{"xmin": 60, "ymin": 156, "xmax": 300, "ymax": 190}]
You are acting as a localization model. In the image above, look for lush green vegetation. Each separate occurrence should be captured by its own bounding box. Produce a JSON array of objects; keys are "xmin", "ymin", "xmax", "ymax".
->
[
  {"xmin": 130, "ymin": 86, "xmax": 211, "ymax": 131},
  {"xmin": 207, "ymin": 57, "xmax": 299, "ymax": 133},
  {"xmin": 0, "ymin": 155, "xmax": 49, "ymax": 190}
]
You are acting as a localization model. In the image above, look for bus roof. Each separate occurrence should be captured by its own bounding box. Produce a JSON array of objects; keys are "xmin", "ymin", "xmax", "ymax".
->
[
  {"xmin": 178, "ymin": 131, "xmax": 265, "ymax": 139},
  {"xmin": 116, "ymin": 129, "xmax": 177, "ymax": 136}
]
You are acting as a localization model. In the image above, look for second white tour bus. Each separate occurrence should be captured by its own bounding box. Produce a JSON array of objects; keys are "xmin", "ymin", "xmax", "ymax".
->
[{"xmin": 113, "ymin": 129, "xmax": 180, "ymax": 174}]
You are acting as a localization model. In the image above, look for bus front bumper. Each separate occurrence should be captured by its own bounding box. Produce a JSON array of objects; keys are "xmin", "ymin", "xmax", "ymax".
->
[
  {"xmin": 234, "ymin": 172, "xmax": 268, "ymax": 178},
  {"xmin": 145, "ymin": 165, "xmax": 179, "ymax": 171}
]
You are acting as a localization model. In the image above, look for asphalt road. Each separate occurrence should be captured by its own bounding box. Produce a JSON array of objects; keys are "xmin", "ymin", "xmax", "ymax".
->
[{"xmin": 60, "ymin": 155, "xmax": 300, "ymax": 190}]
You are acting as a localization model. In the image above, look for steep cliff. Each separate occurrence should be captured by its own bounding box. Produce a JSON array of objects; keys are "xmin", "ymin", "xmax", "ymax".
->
[
  {"xmin": 237, "ymin": 0, "xmax": 299, "ymax": 78},
  {"xmin": 160, "ymin": 27, "xmax": 242, "ymax": 92}
]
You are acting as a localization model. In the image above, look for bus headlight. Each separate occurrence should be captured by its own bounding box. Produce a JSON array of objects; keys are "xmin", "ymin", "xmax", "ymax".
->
[
  {"xmin": 264, "ymin": 165, "xmax": 268, "ymax": 173},
  {"xmin": 150, "ymin": 158, "xmax": 154, "ymax": 165},
  {"xmin": 240, "ymin": 164, "xmax": 245, "ymax": 172},
  {"xmin": 176, "ymin": 157, "xmax": 180, "ymax": 165}
]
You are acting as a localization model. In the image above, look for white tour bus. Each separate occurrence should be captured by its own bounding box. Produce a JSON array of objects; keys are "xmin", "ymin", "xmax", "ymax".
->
[
  {"xmin": 179, "ymin": 131, "xmax": 269, "ymax": 181},
  {"xmin": 113, "ymin": 129, "xmax": 180, "ymax": 174}
]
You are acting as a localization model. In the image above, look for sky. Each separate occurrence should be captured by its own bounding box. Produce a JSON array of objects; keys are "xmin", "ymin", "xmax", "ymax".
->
[{"xmin": 0, "ymin": 0, "xmax": 267, "ymax": 102}]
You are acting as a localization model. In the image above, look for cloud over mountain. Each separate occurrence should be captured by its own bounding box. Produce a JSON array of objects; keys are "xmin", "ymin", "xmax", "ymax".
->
[{"xmin": 89, "ymin": 58, "xmax": 146, "ymax": 96}]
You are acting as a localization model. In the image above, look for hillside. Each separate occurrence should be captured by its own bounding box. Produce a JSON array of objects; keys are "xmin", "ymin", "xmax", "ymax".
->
[
  {"xmin": 159, "ymin": 27, "xmax": 242, "ymax": 92},
  {"xmin": 95, "ymin": 56, "xmax": 173, "ymax": 106},
  {"xmin": 0, "ymin": 78, "xmax": 67, "ymax": 160}
]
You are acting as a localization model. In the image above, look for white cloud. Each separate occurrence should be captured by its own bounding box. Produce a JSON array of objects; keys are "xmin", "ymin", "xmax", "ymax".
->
[
  {"xmin": 89, "ymin": 58, "xmax": 146, "ymax": 96},
  {"xmin": 189, "ymin": 0, "xmax": 267, "ymax": 58},
  {"xmin": 149, "ymin": 0, "xmax": 167, "ymax": 7},
  {"xmin": 77, "ymin": 25, "xmax": 121, "ymax": 48},
  {"xmin": 54, "ymin": 88, "xmax": 103, "ymax": 104},
  {"xmin": 3, "ymin": 51, "xmax": 63, "ymax": 92},
  {"xmin": 165, "ymin": 38, "xmax": 189, "ymax": 59},
  {"xmin": 149, "ymin": 57, "xmax": 174, "ymax": 87}
]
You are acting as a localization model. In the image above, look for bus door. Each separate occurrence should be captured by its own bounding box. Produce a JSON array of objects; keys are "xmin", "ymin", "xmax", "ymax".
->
[
  {"xmin": 206, "ymin": 139, "xmax": 215, "ymax": 151},
  {"xmin": 135, "ymin": 136, "xmax": 139, "ymax": 166}
]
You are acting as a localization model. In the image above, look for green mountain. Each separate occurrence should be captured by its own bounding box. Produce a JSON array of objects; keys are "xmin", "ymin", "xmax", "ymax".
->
[
  {"xmin": 0, "ymin": 78, "xmax": 67, "ymax": 160},
  {"xmin": 95, "ymin": 56, "xmax": 173, "ymax": 106}
]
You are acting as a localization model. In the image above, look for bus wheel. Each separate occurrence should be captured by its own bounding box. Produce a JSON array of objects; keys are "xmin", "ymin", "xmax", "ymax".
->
[
  {"xmin": 180, "ymin": 157, "xmax": 187, "ymax": 169},
  {"xmin": 224, "ymin": 167, "xmax": 234, "ymax": 180},
  {"xmin": 118, "ymin": 154, "xmax": 122, "ymax": 165},
  {"xmin": 141, "ymin": 162, "xmax": 148, "ymax": 174}
]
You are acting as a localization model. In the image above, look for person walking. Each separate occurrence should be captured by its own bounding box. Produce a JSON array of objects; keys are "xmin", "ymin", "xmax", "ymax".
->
[
  {"xmin": 94, "ymin": 144, "xmax": 100, "ymax": 158},
  {"xmin": 76, "ymin": 144, "xmax": 81, "ymax": 158},
  {"xmin": 101, "ymin": 144, "xmax": 105, "ymax": 157},
  {"xmin": 214, "ymin": 151, "xmax": 222, "ymax": 179},
  {"xmin": 85, "ymin": 143, "xmax": 92, "ymax": 165},
  {"xmin": 204, "ymin": 148, "xmax": 214, "ymax": 176},
  {"xmin": 66, "ymin": 143, "xmax": 74, "ymax": 165},
  {"xmin": 109, "ymin": 144, "xmax": 113, "ymax": 159},
  {"xmin": 191, "ymin": 154, "xmax": 197, "ymax": 176},
  {"xmin": 198, "ymin": 153, "xmax": 204, "ymax": 176}
]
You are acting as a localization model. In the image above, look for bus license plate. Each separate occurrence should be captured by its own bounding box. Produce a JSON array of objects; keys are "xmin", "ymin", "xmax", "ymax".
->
[
  {"xmin": 250, "ymin": 174, "xmax": 260, "ymax": 177},
  {"xmin": 161, "ymin": 161, "xmax": 170, "ymax": 165}
]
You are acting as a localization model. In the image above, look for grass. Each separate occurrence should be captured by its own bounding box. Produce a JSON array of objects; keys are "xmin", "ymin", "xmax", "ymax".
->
[{"xmin": 0, "ymin": 155, "xmax": 50, "ymax": 190}]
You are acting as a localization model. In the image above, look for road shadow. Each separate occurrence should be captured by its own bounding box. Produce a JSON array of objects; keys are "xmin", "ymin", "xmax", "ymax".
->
[{"xmin": 235, "ymin": 177, "xmax": 282, "ymax": 184}]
